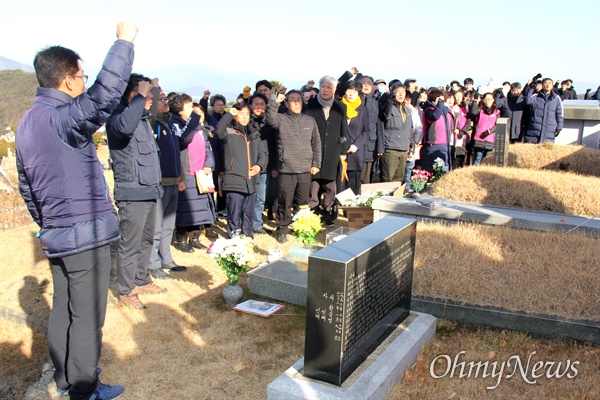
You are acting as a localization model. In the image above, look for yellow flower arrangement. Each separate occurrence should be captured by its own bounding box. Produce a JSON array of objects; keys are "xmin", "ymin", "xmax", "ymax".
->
[{"xmin": 291, "ymin": 206, "xmax": 323, "ymax": 244}]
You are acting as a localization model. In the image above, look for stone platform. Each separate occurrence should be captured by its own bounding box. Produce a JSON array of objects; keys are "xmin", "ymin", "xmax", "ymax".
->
[
  {"xmin": 247, "ymin": 258, "xmax": 308, "ymax": 306},
  {"xmin": 267, "ymin": 312, "xmax": 436, "ymax": 400},
  {"xmin": 372, "ymin": 197, "xmax": 600, "ymax": 237}
]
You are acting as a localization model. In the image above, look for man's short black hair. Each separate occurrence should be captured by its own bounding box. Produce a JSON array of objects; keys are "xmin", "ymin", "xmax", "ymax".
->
[
  {"xmin": 249, "ymin": 92, "xmax": 268, "ymax": 106},
  {"xmin": 255, "ymin": 80, "xmax": 273, "ymax": 91},
  {"xmin": 210, "ymin": 94, "xmax": 227, "ymax": 107},
  {"xmin": 285, "ymin": 90, "xmax": 302, "ymax": 101},
  {"xmin": 450, "ymin": 80, "xmax": 460, "ymax": 87},
  {"xmin": 33, "ymin": 45, "xmax": 81, "ymax": 89},
  {"xmin": 464, "ymin": 77, "xmax": 474, "ymax": 85},
  {"xmin": 403, "ymin": 78, "xmax": 416, "ymax": 86},
  {"xmin": 231, "ymin": 101, "xmax": 248, "ymax": 111},
  {"xmin": 511, "ymin": 82, "xmax": 522, "ymax": 90},
  {"xmin": 122, "ymin": 73, "xmax": 151, "ymax": 102}
]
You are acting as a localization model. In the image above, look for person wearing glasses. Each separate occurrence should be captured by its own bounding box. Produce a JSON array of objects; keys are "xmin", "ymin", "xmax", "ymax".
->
[
  {"xmin": 15, "ymin": 22, "xmax": 137, "ymax": 400},
  {"xmin": 145, "ymin": 89, "xmax": 197, "ymax": 279}
]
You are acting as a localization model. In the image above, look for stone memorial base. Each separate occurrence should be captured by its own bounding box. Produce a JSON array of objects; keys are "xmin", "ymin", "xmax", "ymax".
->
[
  {"xmin": 248, "ymin": 258, "xmax": 308, "ymax": 306},
  {"xmin": 372, "ymin": 197, "xmax": 600, "ymax": 237},
  {"xmin": 267, "ymin": 312, "xmax": 436, "ymax": 400}
]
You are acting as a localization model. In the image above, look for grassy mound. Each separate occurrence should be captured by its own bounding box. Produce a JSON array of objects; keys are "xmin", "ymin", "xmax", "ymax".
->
[
  {"xmin": 433, "ymin": 166, "xmax": 600, "ymax": 216},
  {"xmin": 482, "ymin": 142, "xmax": 600, "ymax": 177}
]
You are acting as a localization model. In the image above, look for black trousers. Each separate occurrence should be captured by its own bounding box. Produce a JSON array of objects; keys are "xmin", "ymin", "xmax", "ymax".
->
[
  {"xmin": 48, "ymin": 244, "xmax": 111, "ymax": 400},
  {"xmin": 277, "ymin": 173, "xmax": 311, "ymax": 234},
  {"xmin": 309, "ymin": 179, "xmax": 336, "ymax": 212},
  {"xmin": 361, "ymin": 161, "xmax": 373, "ymax": 184},
  {"xmin": 346, "ymin": 170, "xmax": 362, "ymax": 196}
]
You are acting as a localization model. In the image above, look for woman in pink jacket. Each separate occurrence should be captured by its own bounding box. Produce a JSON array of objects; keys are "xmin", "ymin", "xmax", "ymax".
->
[{"xmin": 469, "ymin": 93, "xmax": 499, "ymax": 165}]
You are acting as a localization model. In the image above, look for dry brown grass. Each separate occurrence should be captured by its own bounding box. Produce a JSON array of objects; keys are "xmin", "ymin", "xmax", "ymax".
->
[
  {"xmin": 433, "ymin": 166, "xmax": 600, "ymax": 216},
  {"xmin": 482, "ymin": 142, "xmax": 600, "ymax": 177},
  {"xmin": 2, "ymin": 219, "xmax": 598, "ymax": 399},
  {"xmin": 2, "ymin": 143, "xmax": 599, "ymax": 399},
  {"xmin": 0, "ymin": 219, "xmax": 329, "ymax": 399},
  {"xmin": 413, "ymin": 222, "xmax": 600, "ymax": 322},
  {"xmin": 387, "ymin": 320, "xmax": 600, "ymax": 400}
]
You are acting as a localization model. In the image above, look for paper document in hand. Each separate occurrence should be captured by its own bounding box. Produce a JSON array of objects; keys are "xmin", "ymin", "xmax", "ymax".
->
[{"xmin": 233, "ymin": 300, "xmax": 285, "ymax": 317}]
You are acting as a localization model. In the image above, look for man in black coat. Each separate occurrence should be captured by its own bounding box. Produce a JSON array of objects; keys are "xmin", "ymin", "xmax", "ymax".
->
[{"xmin": 303, "ymin": 76, "xmax": 349, "ymax": 226}]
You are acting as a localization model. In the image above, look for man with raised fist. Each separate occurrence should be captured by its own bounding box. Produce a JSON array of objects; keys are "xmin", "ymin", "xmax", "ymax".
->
[{"xmin": 16, "ymin": 22, "xmax": 138, "ymax": 400}]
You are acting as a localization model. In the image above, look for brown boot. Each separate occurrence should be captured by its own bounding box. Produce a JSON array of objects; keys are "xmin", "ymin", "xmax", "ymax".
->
[
  {"xmin": 119, "ymin": 293, "xmax": 146, "ymax": 309},
  {"xmin": 133, "ymin": 282, "xmax": 167, "ymax": 295}
]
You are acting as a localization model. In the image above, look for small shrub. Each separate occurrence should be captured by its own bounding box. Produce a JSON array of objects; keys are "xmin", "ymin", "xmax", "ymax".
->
[
  {"xmin": 93, "ymin": 132, "xmax": 106, "ymax": 148},
  {"xmin": 0, "ymin": 141, "xmax": 16, "ymax": 158}
]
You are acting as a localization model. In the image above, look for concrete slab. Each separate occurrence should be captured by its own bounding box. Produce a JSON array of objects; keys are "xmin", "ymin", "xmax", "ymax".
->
[
  {"xmin": 247, "ymin": 258, "xmax": 308, "ymax": 306},
  {"xmin": 372, "ymin": 197, "xmax": 600, "ymax": 237},
  {"xmin": 267, "ymin": 312, "xmax": 436, "ymax": 400}
]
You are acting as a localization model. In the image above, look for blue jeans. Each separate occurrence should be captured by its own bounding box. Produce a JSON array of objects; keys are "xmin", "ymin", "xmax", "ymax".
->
[
  {"xmin": 404, "ymin": 159, "xmax": 415, "ymax": 188},
  {"xmin": 473, "ymin": 149, "xmax": 492, "ymax": 165},
  {"xmin": 253, "ymin": 173, "xmax": 267, "ymax": 230}
]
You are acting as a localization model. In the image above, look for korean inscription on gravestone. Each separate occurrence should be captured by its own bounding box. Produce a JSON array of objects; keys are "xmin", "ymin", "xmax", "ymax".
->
[
  {"xmin": 493, "ymin": 117, "xmax": 510, "ymax": 166},
  {"xmin": 304, "ymin": 216, "xmax": 416, "ymax": 386}
]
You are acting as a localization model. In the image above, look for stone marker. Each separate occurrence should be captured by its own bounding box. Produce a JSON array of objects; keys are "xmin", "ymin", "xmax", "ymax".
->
[
  {"xmin": 493, "ymin": 117, "xmax": 510, "ymax": 166},
  {"xmin": 303, "ymin": 216, "xmax": 416, "ymax": 386}
]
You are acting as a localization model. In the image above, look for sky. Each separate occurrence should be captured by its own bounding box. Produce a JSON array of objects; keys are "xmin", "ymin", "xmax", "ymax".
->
[{"xmin": 1, "ymin": 0, "xmax": 599, "ymax": 93}]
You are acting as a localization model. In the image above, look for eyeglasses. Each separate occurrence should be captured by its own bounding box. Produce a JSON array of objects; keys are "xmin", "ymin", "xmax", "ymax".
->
[
  {"xmin": 159, "ymin": 97, "xmax": 168, "ymax": 103},
  {"xmin": 72, "ymin": 74, "xmax": 88, "ymax": 83}
]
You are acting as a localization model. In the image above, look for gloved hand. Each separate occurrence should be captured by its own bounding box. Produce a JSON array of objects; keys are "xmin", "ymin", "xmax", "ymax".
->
[{"xmin": 554, "ymin": 129, "xmax": 561, "ymax": 137}]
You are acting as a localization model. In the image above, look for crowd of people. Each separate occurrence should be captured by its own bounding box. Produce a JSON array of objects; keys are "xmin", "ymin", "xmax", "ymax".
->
[{"xmin": 14, "ymin": 21, "xmax": 599, "ymax": 400}]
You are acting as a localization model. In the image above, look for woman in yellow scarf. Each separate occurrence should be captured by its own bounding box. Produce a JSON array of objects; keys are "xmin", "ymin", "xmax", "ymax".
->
[{"xmin": 341, "ymin": 80, "xmax": 370, "ymax": 196}]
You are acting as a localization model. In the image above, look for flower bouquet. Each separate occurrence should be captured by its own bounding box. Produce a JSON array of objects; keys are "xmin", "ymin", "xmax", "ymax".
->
[
  {"xmin": 207, "ymin": 236, "xmax": 254, "ymax": 285},
  {"xmin": 291, "ymin": 206, "xmax": 323, "ymax": 244},
  {"xmin": 338, "ymin": 190, "xmax": 394, "ymax": 208},
  {"xmin": 432, "ymin": 157, "xmax": 448, "ymax": 181},
  {"xmin": 410, "ymin": 168, "xmax": 432, "ymax": 193}
]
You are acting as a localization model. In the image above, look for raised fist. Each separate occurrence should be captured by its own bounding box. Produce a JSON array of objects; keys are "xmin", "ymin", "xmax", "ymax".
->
[
  {"xmin": 117, "ymin": 22, "xmax": 138, "ymax": 43},
  {"xmin": 137, "ymin": 81, "xmax": 152, "ymax": 97}
]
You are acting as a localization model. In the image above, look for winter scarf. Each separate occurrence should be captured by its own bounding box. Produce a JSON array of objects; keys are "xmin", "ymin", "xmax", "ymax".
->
[
  {"xmin": 317, "ymin": 94, "xmax": 334, "ymax": 120},
  {"xmin": 342, "ymin": 96, "xmax": 362, "ymax": 119}
]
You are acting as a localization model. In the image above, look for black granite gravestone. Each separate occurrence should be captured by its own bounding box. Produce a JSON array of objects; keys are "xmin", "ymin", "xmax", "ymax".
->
[
  {"xmin": 303, "ymin": 216, "xmax": 416, "ymax": 386},
  {"xmin": 493, "ymin": 117, "xmax": 510, "ymax": 167}
]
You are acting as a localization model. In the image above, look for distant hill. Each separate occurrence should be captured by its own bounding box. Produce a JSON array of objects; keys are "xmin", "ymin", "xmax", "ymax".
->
[
  {"xmin": 0, "ymin": 70, "xmax": 37, "ymax": 129},
  {"xmin": 151, "ymin": 64, "xmax": 264, "ymax": 103},
  {"xmin": 0, "ymin": 56, "xmax": 34, "ymax": 73}
]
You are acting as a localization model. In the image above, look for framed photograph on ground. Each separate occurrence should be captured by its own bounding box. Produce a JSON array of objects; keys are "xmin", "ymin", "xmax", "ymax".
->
[{"xmin": 233, "ymin": 300, "xmax": 285, "ymax": 317}]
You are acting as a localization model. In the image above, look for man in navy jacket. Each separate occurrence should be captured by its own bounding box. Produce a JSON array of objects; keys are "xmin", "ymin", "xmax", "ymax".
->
[
  {"xmin": 524, "ymin": 77, "xmax": 564, "ymax": 143},
  {"xmin": 16, "ymin": 22, "xmax": 137, "ymax": 400}
]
